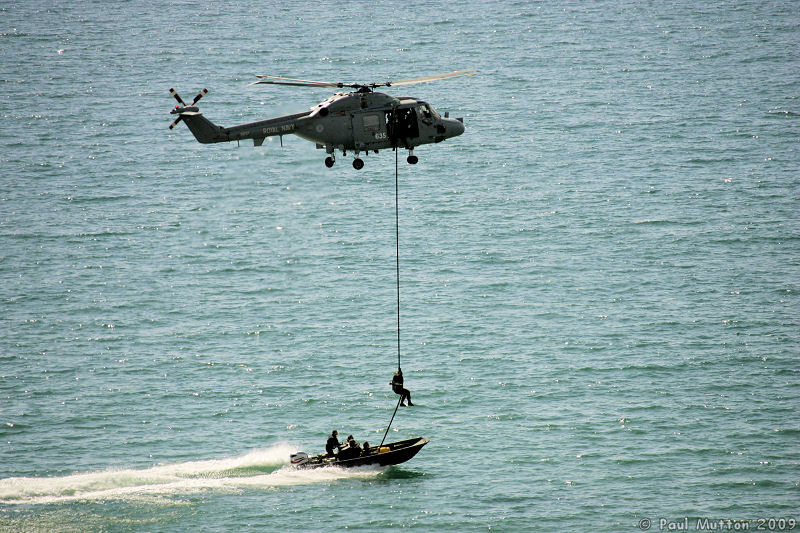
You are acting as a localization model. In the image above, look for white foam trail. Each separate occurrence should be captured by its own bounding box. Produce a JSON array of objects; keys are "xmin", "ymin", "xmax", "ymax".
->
[{"xmin": 0, "ymin": 444, "xmax": 383, "ymax": 505}]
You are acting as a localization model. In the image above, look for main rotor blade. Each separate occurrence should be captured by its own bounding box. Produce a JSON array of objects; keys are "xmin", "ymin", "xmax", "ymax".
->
[
  {"xmin": 250, "ymin": 75, "xmax": 342, "ymax": 88},
  {"xmin": 388, "ymin": 70, "xmax": 476, "ymax": 87},
  {"xmin": 248, "ymin": 70, "xmax": 476, "ymax": 89},
  {"xmin": 254, "ymin": 74, "xmax": 337, "ymax": 84},
  {"xmin": 249, "ymin": 79, "xmax": 341, "ymax": 88}
]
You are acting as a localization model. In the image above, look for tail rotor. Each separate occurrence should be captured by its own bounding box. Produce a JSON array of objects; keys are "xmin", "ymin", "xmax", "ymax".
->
[{"xmin": 168, "ymin": 88, "xmax": 208, "ymax": 129}]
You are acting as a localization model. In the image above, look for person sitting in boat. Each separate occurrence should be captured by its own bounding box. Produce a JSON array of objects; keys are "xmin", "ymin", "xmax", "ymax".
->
[
  {"xmin": 347, "ymin": 435, "xmax": 361, "ymax": 457},
  {"xmin": 391, "ymin": 368, "xmax": 414, "ymax": 406},
  {"xmin": 326, "ymin": 430, "xmax": 341, "ymax": 457},
  {"xmin": 362, "ymin": 441, "xmax": 372, "ymax": 456},
  {"xmin": 339, "ymin": 435, "xmax": 361, "ymax": 460}
]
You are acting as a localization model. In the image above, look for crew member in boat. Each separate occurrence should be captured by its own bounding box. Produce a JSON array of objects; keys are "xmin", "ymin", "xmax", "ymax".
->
[
  {"xmin": 391, "ymin": 369, "xmax": 414, "ymax": 406},
  {"xmin": 326, "ymin": 430, "xmax": 341, "ymax": 457},
  {"xmin": 339, "ymin": 435, "xmax": 362, "ymax": 460}
]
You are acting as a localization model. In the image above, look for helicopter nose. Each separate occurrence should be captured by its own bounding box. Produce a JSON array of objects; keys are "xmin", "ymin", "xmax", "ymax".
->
[{"xmin": 446, "ymin": 117, "xmax": 465, "ymax": 138}]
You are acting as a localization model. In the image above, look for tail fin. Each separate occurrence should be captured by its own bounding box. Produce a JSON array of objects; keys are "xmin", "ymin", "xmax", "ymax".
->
[
  {"xmin": 168, "ymin": 88, "xmax": 227, "ymax": 144},
  {"xmin": 178, "ymin": 112, "xmax": 225, "ymax": 144}
]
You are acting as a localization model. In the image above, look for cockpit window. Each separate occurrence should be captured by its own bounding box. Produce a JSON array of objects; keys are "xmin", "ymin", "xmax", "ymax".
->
[
  {"xmin": 416, "ymin": 104, "xmax": 439, "ymax": 125},
  {"xmin": 425, "ymin": 104, "xmax": 440, "ymax": 120}
]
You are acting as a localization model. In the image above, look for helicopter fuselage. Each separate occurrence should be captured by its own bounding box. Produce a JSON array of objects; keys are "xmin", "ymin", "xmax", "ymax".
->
[{"xmin": 170, "ymin": 89, "xmax": 465, "ymax": 168}]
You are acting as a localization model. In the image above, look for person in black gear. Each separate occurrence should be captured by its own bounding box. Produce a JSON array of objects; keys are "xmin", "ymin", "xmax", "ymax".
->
[
  {"xmin": 362, "ymin": 441, "xmax": 371, "ymax": 456},
  {"xmin": 391, "ymin": 368, "xmax": 413, "ymax": 406},
  {"xmin": 347, "ymin": 435, "xmax": 361, "ymax": 454},
  {"xmin": 340, "ymin": 435, "xmax": 361, "ymax": 460},
  {"xmin": 386, "ymin": 108, "xmax": 419, "ymax": 150},
  {"xmin": 326, "ymin": 430, "xmax": 341, "ymax": 457}
]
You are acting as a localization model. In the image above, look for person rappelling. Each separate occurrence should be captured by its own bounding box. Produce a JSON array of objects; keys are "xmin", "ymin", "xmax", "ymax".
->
[{"xmin": 391, "ymin": 368, "xmax": 413, "ymax": 406}]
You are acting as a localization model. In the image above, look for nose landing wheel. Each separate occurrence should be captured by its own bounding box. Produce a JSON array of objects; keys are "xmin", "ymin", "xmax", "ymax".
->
[
  {"xmin": 352, "ymin": 158, "xmax": 364, "ymax": 170},
  {"xmin": 325, "ymin": 156, "xmax": 335, "ymax": 168}
]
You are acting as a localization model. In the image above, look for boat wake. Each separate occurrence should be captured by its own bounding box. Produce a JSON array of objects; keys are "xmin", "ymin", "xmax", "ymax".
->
[{"xmin": 0, "ymin": 444, "xmax": 384, "ymax": 505}]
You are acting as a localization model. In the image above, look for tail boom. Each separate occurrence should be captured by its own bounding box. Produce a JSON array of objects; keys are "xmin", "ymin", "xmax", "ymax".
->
[
  {"xmin": 169, "ymin": 88, "xmax": 310, "ymax": 146},
  {"xmin": 171, "ymin": 108, "xmax": 226, "ymax": 144}
]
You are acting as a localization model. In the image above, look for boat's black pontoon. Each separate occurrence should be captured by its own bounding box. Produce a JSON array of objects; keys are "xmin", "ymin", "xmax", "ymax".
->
[{"xmin": 290, "ymin": 437, "xmax": 429, "ymax": 469}]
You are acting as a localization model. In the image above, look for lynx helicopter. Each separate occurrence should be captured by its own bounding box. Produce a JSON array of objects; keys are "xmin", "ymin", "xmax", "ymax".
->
[{"xmin": 168, "ymin": 70, "xmax": 474, "ymax": 169}]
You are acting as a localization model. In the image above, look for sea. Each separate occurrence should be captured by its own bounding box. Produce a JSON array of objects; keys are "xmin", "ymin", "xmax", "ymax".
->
[{"xmin": 1, "ymin": 0, "xmax": 798, "ymax": 531}]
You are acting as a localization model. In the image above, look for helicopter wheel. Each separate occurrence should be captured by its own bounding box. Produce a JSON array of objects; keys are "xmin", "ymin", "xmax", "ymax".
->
[
  {"xmin": 325, "ymin": 156, "xmax": 335, "ymax": 168},
  {"xmin": 407, "ymin": 155, "xmax": 418, "ymax": 165},
  {"xmin": 352, "ymin": 158, "xmax": 364, "ymax": 170}
]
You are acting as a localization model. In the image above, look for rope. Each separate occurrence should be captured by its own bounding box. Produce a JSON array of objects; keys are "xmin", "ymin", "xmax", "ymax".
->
[
  {"xmin": 381, "ymin": 134, "xmax": 405, "ymax": 446},
  {"xmin": 380, "ymin": 395, "xmax": 403, "ymax": 446},
  {"xmin": 395, "ymin": 144, "xmax": 401, "ymax": 371},
  {"xmin": 380, "ymin": 144, "xmax": 403, "ymax": 447}
]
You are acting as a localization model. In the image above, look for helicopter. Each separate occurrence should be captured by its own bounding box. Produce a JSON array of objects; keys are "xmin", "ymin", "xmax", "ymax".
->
[{"xmin": 168, "ymin": 70, "xmax": 474, "ymax": 169}]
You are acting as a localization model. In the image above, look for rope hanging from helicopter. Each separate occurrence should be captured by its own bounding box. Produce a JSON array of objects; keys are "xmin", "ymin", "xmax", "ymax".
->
[
  {"xmin": 394, "ymin": 135, "xmax": 402, "ymax": 373},
  {"xmin": 385, "ymin": 109, "xmax": 404, "ymax": 374},
  {"xmin": 380, "ymin": 125, "xmax": 405, "ymax": 447}
]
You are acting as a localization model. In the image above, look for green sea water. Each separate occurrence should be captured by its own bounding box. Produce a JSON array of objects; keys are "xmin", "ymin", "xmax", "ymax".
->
[{"xmin": 1, "ymin": 0, "xmax": 798, "ymax": 530}]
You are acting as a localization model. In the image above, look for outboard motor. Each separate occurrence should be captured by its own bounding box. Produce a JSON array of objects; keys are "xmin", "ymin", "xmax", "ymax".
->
[{"xmin": 290, "ymin": 452, "xmax": 309, "ymax": 466}]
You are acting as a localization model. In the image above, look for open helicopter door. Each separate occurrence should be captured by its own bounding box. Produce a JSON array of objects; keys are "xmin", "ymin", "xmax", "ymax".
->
[{"xmin": 386, "ymin": 106, "xmax": 420, "ymax": 149}]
